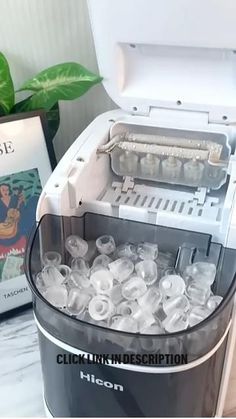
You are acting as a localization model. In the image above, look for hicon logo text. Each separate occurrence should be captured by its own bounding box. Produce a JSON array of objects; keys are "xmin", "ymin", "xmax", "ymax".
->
[{"xmin": 80, "ymin": 371, "xmax": 124, "ymax": 391}]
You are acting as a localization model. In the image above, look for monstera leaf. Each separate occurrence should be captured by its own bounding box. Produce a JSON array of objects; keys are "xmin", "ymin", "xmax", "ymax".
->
[
  {"xmin": 17, "ymin": 62, "xmax": 103, "ymax": 111},
  {"xmin": 11, "ymin": 95, "xmax": 33, "ymax": 113},
  {"xmin": 0, "ymin": 52, "xmax": 14, "ymax": 114}
]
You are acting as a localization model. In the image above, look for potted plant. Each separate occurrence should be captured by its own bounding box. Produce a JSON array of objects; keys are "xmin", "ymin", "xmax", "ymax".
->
[{"xmin": 0, "ymin": 52, "xmax": 102, "ymax": 147}]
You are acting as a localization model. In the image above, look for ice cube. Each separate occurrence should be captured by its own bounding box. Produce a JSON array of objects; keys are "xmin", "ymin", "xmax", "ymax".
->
[
  {"xmin": 183, "ymin": 159, "xmax": 204, "ymax": 183},
  {"xmin": 89, "ymin": 295, "xmax": 115, "ymax": 321},
  {"xmin": 162, "ymin": 156, "xmax": 182, "ymax": 179},
  {"xmin": 115, "ymin": 243, "xmax": 138, "ymax": 261},
  {"xmin": 125, "ymin": 338, "xmax": 140, "ymax": 354},
  {"xmin": 141, "ymin": 322, "xmax": 164, "ymax": 335},
  {"xmin": 137, "ymin": 242, "xmax": 158, "ymax": 260},
  {"xmin": 65, "ymin": 235, "xmax": 88, "ymax": 258},
  {"xmin": 154, "ymin": 303, "xmax": 167, "ymax": 322},
  {"xmin": 67, "ymin": 288, "xmax": 91, "ymax": 315},
  {"xmin": 159, "ymin": 274, "xmax": 185, "ymax": 297},
  {"xmin": 206, "ymin": 295, "xmax": 223, "ymax": 313},
  {"xmin": 42, "ymin": 251, "xmax": 62, "ymax": 267},
  {"xmin": 121, "ymin": 276, "xmax": 147, "ymax": 300},
  {"xmin": 188, "ymin": 306, "xmax": 212, "ymax": 327},
  {"xmin": 84, "ymin": 240, "xmax": 97, "ymax": 262},
  {"xmin": 156, "ymin": 252, "xmax": 176, "ymax": 277},
  {"xmin": 162, "ymin": 309, "xmax": 188, "ymax": 333},
  {"xmin": 85, "ymin": 286, "xmax": 97, "ymax": 298},
  {"xmin": 135, "ymin": 260, "xmax": 158, "ymax": 285},
  {"xmin": 139, "ymin": 321, "xmax": 164, "ymax": 352},
  {"xmin": 133, "ymin": 308, "xmax": 156, "ymax": 332},
  {"xmin": 183, "ymin": 262, "xmax": 216, "ymax": 285},
  {"xmin": 117, "ymin": 300, "xmax": 139, "ymax": 316},
  {"xmin": 119, "ymin": 151, "xmax": 139, "ymax": 175},
  {"xmin": 110, "ymin": 315, "xmax": 138, "ymax": 333},
  {"xmin": 186, "ymin": 282, "xmax": 211, "ymax": 306},
  {"xmin": 138, "ymin": 288, "xmax": 162, "ymax": 313},
  {"xmin": 163, "ymin": 267, "xmax": 177, "ymax": 276},
  {"xmin": 140, "ymin": 153, "xmax": 160, "ymax": 177},
  {"xmin": 67, "ymin": 271, "xmax": 91, "ymax": 290},
  {"xmin": 71, "ymin": 257, "xmax": 90, "ymax": 276},
  {"xmin": 35, "ymin": 272, "xmax": 46, "ymax": 293},
  {"xmin": 44, "ymin": 285, "xmax": 67, "ymax": 308},
  {"xmin": 163, "ymin": 295, "xmax": 190, "ymax": 316},
  {"xmin": 92, "ymin": 254, "xmax": 112, "ymax": 273},
  {"xmin": 110, "ymin": 284, "xmax": 123, "ymax": 305},
  {"xmin": 156, "ymin": 251, "xmax": 175, "ymax": 269},
  {"xmin": 58, "ymin": 265, "xmax": 72, "ymax": 280},
  {"xmin": 161, "ymin": 337, "xmax": 184, "ymax": 357},
  {"xmin": 41, "ymin": 266, "xmax": 65, "ymax": 287},
  {"xmin": 108, "ymin": 257, "xmax": 134, "ymax": 282},
  {"xmin": 90, "ymin": 269, "xmax": 113, "ymax": 295},
  {"xmin": 96, "ymin": 235, "xmax": 116, "ymax": 255}
]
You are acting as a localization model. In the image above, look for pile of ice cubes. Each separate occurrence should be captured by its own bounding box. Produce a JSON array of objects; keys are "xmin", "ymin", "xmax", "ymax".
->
[{"xmin": 34, "ymin": 234, "xmax": 223, "ymax": 334}]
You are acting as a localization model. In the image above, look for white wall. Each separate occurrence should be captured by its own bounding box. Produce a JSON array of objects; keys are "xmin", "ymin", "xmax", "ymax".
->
[{"xmin": 0, "ymin": 0, "xmax": 115, "ymax": 160}]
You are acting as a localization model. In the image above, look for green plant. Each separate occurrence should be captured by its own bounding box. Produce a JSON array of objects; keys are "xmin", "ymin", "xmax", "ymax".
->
[{"xmin": 0, "ymin": 52, "xmax": 102, "ymax": 140}]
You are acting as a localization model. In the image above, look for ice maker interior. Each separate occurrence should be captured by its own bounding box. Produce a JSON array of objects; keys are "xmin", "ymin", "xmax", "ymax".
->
[
  {"xmin": 27, "ymin": 212, "xmax": 236, "ymax": 364},
  {"xmin": 48, "ymin": 114, "xmax": 236, "ymax": 246},
  {"xmin": 99, "ymin": 123, "xmax": 231, "ymax": 189}
]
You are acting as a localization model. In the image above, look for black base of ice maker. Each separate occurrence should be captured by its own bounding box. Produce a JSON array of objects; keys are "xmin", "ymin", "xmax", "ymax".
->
[
  {"xmin": 38, "ymin": 326, "xmax": 227, "ymax": 417},
  {"xmin": 26, "ymin": 213, "xmax": 236, "ymax": 417}
]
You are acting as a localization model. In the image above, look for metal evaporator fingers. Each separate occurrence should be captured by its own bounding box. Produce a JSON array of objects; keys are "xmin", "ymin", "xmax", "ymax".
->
[
  {"xmin": 117, "ymin": 142, "xmax": 214, "ymax": 163},
  {"xmin": 97, "ymin": 132, "xmax": 223, "ymax": 164}
]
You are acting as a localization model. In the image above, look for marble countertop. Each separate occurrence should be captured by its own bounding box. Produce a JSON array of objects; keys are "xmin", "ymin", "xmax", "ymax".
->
[{"xmin": 0, "ymin": 308, "xmax": 45, "ymax": 417}]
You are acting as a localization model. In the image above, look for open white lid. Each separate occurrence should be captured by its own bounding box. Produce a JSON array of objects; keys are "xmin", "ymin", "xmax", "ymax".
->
[{"xmin": 88, "ymin": 0, "xmax": 236, "ymax": 124}]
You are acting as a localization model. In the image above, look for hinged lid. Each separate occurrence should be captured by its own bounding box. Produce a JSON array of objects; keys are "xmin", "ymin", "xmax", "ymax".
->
[{"xmin": 88, "ymin": 0, "xmax": 236, "ymax": 123}]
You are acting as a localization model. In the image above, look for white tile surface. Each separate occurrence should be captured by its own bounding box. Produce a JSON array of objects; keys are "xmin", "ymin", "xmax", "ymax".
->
[{"xmin": 0, "ymin": 309, "xmax": 45, "ymax": 417}]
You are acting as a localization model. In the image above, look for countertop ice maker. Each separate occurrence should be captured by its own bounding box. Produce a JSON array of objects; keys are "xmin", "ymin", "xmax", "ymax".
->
[{"xmin": 26, "ymin": 0, "xmax": 236, "ymax": 416}]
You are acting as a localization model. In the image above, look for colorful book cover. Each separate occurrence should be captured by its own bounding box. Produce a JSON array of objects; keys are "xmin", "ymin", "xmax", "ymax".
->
[
  {"xmin": 0, "ymin": 168, "xmax": 42, "ymax": 282},
  {"xmin": 0, "ymin": 114, "xmax": 53, "ymax": 313}
]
